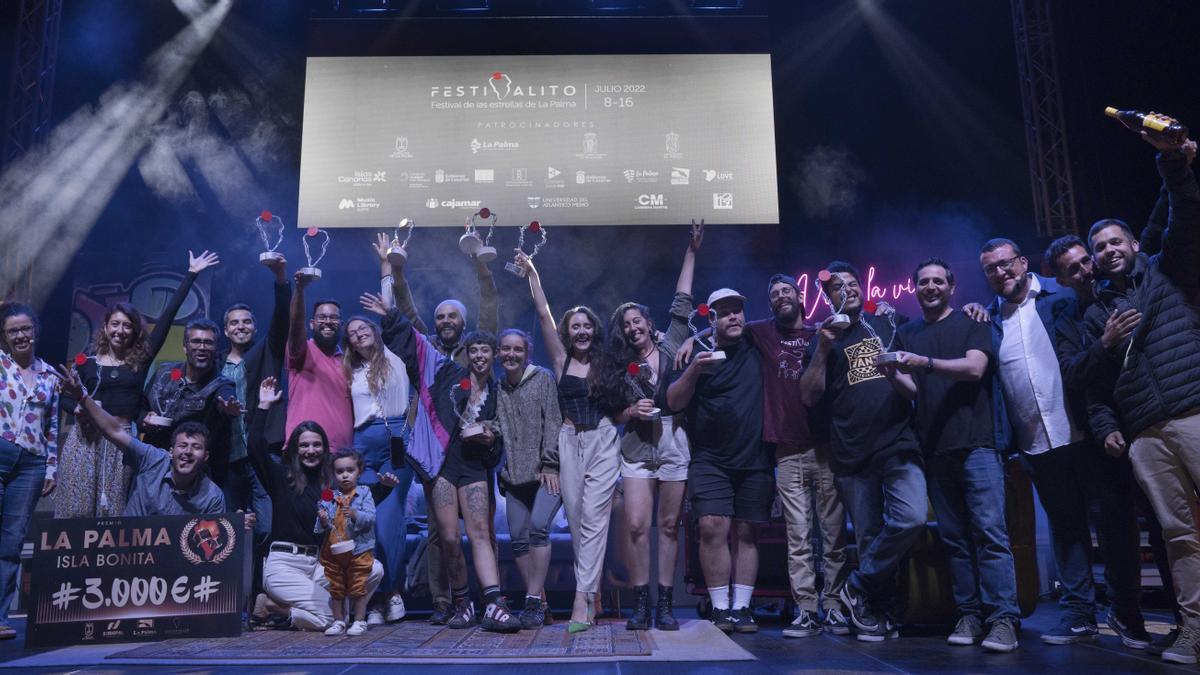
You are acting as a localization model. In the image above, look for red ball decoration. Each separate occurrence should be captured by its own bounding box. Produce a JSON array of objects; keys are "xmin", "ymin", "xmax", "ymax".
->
[
  {"xmin": 170, "ymin": 368, "xmax": 183, "ymax": 381},
  {"xmin": 817, "ymin": 270, "xmax": 832, "ymax": 282},
  {"xmin": 74, "ymin": 353, "xmax": 87, "ymax": 366},
  {"xmin": 697, "ymin": 303, "xmax": 710, "ymax": 317},
  {"xmin": 306, "ymin": 227, "xmax": 319, "ymax": 237},
  {"xmin": 627, "ymin": 362, "xmax": 640, "ymax": 376},
  {"xmin": 479, "ymin": 207, "xmax": 491, "ymax": 219},
  {"xmin": 459, "ymin": 378, "xmax": 472, "ymax": 391},
  {"xmin": 865, "ymin": 300, "xmax": 878, "ymax": 314},
  {"xmin": 260, "ymin": 209, "xmax": 273, "ymax": 222},
  {"xmin": 529, "ymin": 220, "xmax": 541, "ymax": 233},
  {"xmin": 492, "ymin": 72, "xmax": 503, "ymax": 80},
  {"xmin": 322, "ymin": 489, "xmax": 334, "ymax": 502}
]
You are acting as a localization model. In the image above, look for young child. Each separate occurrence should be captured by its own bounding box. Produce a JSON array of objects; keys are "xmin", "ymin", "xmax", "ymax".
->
[{"xmin": 316, "ymin": 448, "xmax": 377, "ymax": 636}]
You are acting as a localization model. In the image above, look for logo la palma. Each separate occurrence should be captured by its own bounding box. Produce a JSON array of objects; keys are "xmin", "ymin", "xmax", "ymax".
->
[{"xmin": 180, "ymin": 517, "xmax": 236, "ymax": 565}]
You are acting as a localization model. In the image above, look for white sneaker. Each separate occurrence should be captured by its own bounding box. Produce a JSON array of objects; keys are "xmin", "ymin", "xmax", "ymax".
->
[
  {"xmin": 346, "ymin": 620, "xmax": 369, "ymax": 636},
  {"xmin": 366, "ymin": 609, "xmax": 385, "ymax": 626},
  {"xmin": 324, "ymin": 620, "xmax": 347, "ymax": 636},
  {"xmin": 387, "ymin": 594, "xmax": 407, "ymax": 622}
]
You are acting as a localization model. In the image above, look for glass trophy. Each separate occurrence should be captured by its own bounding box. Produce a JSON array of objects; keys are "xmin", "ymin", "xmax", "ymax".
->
[{"xmin": 505, "ymin": 220, "xmax": 548, "ymax": 277}]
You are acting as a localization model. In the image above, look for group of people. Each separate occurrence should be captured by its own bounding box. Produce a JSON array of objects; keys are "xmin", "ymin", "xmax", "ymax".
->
[{"xmin": 0, "ymin": 129, "xmax": 1198, "ymax": 663}]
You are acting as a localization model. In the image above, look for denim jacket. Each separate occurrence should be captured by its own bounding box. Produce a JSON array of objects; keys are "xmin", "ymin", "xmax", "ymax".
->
[{"xmin": 314, "ymin": 486, "xmax": 376, "ymax": 555}]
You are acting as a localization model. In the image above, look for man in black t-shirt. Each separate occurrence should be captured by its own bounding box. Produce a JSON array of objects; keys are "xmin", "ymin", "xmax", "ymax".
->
[
  {"xmin": 800, "ymin": 261, "xmax": 926, "ymax": 643},
  {"xmin": 668, "ymin": 288, "xmax": 772, "ymax": 635},
  {"xmin": 880, "ymin": 258, "xmax": 1019, "ymax": 653}
]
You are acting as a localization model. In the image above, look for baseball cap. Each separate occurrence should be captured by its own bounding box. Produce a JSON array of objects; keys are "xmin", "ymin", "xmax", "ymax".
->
[{"xmin": 706, "ymin": 288, "xmax": 747, "ymax": 308}]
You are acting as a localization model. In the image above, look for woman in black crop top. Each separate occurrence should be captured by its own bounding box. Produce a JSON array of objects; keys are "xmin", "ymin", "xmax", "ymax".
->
[
  {"xmin": 56, "ymin": 251, "xmax": 220, "ymax": 518},
  {"xmin": 512, "ymin": 250, "xmax": 622, "ymax": 633}
]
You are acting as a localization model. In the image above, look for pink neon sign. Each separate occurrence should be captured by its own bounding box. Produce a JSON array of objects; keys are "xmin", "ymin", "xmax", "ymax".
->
[{"xmin": 797, "ymin": 266, "xmax": 917, "ymax": 320}]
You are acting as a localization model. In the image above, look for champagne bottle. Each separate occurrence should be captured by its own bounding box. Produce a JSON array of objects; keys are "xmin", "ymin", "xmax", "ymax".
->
[{"xmin": 1105, "ymin": 107, "xmax": 1189, "ymax": 145}]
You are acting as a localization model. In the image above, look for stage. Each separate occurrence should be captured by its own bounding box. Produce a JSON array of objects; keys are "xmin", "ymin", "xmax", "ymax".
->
[{"xmin": 0, "ymin": 603, "xmax": 1185, "ymax": 674}]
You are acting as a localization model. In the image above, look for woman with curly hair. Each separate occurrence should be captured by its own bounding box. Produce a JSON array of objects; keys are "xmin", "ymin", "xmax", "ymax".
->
[
  {"xmin": 512, "ymin": 250, "xmax": 624, "ymax": 633},
  {"xmin": 607, "ymin": 221, "xmax": 702, "ymax": 631},
  {"xmin": 55, "ymin": 250, "xmax": 220, "ymax": 517}
]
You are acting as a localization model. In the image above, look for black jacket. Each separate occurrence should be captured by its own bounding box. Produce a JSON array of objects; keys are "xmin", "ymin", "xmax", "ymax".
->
[
  {"xmin": 214, "ymin": 279, "xmax": 291, "ymax": 448},
  {"xmin": 1084, "ymin": 150, "xmax": 1200, "ymax": 441}
]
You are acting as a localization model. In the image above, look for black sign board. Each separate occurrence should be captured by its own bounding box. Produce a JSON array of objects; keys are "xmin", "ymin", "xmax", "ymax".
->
[{"xmin": 25, "ymin": 513, "xmax": 245, "ymax": 648}]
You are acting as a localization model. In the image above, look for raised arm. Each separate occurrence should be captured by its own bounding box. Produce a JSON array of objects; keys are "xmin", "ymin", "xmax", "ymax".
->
[
  {"xmin": 513, "ymin": 251, "xmax": 565, "ymax": 376},
  {"xmin": 146, "ymin": 250, "xmax": 220, "ymax": 360},
  {"xmin": 380, "ymin": 234, "xmax": 428, "ymax": 335},
  {"xmin": 474, "ymin": 255, "xmax": 499, "ymax": 334},
  {"xmin": 56, "ymin": 365, "xmax": 132, "ymax": 449},
  {"xmin": 800, "ymin": 320, "xmax": 839, "ymax": 408},
  {"xmin": 287, "ymin": 270, "xmax": 311, "ymax": 370},
  {"xmin": 663, "ymin": 221, "xmax": 703, "ymax": 352},
  {"xmin": 1155, "ymin": 140, "xmax": 1200, "ymax": 286},
  {"xmin": 265, "ymin": 256, "xmax": 291, "ymax": 363},
  {"xmin": 250, "ymin": 377, "xmax": 284, "ymax": 493},
  {"xmin": 1141, "ymin": 182, "xmax": 1170, "ymax": 256}
]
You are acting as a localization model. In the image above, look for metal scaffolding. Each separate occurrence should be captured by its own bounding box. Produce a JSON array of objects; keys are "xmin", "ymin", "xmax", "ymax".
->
[
  {"xmin": 3, "ymin": 0, "xmax": 62, "ymax": 167},
  {"xmin": 1011, "ymin": 0, "xmax": 1078, "ymax": 238}
]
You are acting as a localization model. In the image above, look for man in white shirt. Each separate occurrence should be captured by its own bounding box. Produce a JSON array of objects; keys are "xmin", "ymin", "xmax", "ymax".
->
[{"xmin": 980, "ymin": 238, "xmax": 1099, "ymax": 646}]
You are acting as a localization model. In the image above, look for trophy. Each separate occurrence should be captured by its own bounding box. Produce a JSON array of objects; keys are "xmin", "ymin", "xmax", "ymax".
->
[
  {"xmin": 299, "ymin": 227, "xmax": 330, "ymax": 281},
  {"xmin": 817, "ymin": 270, "xmax": 852, "ymax": 330},
  {"xmin": 505, "ymin": 220, "xmax": 547, "ymax": 277},
  {"xmin": 625, "ymin": 362, "xmax": 660, "ymax": 420},
  {"xmin": 387, "ymin": 218, "xmax": 415, "ymax": 268},
  {"xmin": 255, "ymin": 210, "xmax": 285, "ymax": 263},
  {"xmin": 687, "ymin": 303, "xmax": 726, "ymax": 362},
  {"xmin": 145, "ymin": 367, "xmax": 184, "ymax": 427},
  {"xmin": 459, "ymin": 207, "xmax": 497, "ymax": 262},
  {"xmin": 452, "ymin": 377, "xmax": 488, "ymax": 440},
  {"xmin": 72, "ymin": 352, "xmax": 105, "ymax": 402}
]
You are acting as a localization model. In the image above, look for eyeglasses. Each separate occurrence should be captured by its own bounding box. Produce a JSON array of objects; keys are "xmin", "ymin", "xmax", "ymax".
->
[
  {"xmin": 3, "ymin": 326, "xmax": 34, "ymax": 337},
  {"xmin": 313, "ymin": 314, "xmax": 341, "ymax": 324},
  {"xmin": 187, "ymin": 338, "xmax": 216, "ymax": 348},
  {"xmin": 983, "ymin": 255, "xmax": 1023, "ymax": 276},
  {"xmin": 347, "ymin": 328, "xmax": 373, "ymax": 339}
]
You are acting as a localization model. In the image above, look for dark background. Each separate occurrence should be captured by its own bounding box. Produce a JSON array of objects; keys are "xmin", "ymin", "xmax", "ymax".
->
[{"xmin": 5, "ymin": 0, "xmax": 1198, "ymax": 364}]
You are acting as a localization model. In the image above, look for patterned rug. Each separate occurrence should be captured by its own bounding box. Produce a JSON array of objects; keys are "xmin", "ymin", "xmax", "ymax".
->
[{"xmin": 110, "ymin": 619, "xmax": 654, "ymax": 660}]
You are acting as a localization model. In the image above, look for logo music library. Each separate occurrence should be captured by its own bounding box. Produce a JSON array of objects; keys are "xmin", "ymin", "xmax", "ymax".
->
[
  {"xmin": 713, "ymin": 192, "xmax": 733, "ymax": 210},
  {"xmin": 338, "ymin": 199, "xmax": 355, "ymax": 210}
]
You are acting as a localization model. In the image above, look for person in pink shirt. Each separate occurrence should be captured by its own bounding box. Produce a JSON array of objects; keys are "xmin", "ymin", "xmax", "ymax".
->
[{"xmin": 286, "ymin": 272, "xmax": 353, "ymax": 453}]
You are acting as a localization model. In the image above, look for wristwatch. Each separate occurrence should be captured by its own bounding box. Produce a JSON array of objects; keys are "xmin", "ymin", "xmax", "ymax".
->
[{"xmin": 925, "ymin": 356, "xmax": 934, "ymax": 373}]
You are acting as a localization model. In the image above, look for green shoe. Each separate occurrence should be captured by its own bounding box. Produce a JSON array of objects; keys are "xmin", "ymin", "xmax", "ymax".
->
[{"xmin": 567, "ymin": 593, "xmax": 595, "ymax": 633}]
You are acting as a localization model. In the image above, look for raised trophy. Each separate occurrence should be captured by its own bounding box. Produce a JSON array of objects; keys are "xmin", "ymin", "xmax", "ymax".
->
[
  {"xmin": 299, "ymin": 227, "xmax": 330, "ymax": 281},
  {"xmin": 387, "ymin": 218, "xmax": 415, "ymax": 268},
  {"xmin": 687, "ymin": 303, "xmax": 727, "ymax": 363},
  {"xmin": 145, "ymin": 367, "xmax": 184, "ymax": 427},
  {"xmin": 255, "ymin": 209, "xmax": 285, "ymax": 263},
  {"xmin": 459, "ymin": 207, "xmax": 497, "ymax": 262},
  {"xmin": 505, "ymin": 220, "xmax": 548, "ymax": 277},
  {"xmin": 817, "ymin": 270, "xmax": 852, "ymax": 330},
  {"xmin": 451, "ymin": 377, "xmax": 488, "ymax": 440},
  {"xmin": 625, "ymin": 362, "xmax": 660, "ymax": 420}
]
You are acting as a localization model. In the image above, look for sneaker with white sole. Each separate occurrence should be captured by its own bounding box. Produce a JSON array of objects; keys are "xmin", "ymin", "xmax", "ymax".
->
[
  {"xmin": 981, "ymin": 618, "xmax": 1019, "ymax": 653},
  {"xmin": 387, "ymin": 593, "xmax": 407, "ymax": 622},
  {"xmin": 1039, "ymin": 614, "xmax": 1098, "ymax": 645},
  {"xmin": 346, "ymin": 620, "xmax": 369, "ymax": 636},
  {"xmin": 1163, "ymin": 623, "xmax": 1200, "ymax": 665},
  {"xmin": 947, "ymin": 615, "xmax": 984, "ymax": 646},
  {"xmin": 782, "ymin": 609, "xmax": 822, "ymax": 638},
  {"xmin": 366, "ymin": 609, "xmax": 385, "ymax": 626},
  {"xmin": 823, "ymin": 607, "xmax": 852, "ymax": 635},
  {"xmin": 324, "ymin": 620, "xmax": 347, "ymax": 636}
]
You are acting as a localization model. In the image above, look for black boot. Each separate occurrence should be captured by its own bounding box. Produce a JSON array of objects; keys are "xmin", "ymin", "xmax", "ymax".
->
[
  {"xmin": 655, "ymin": 585, "xmax": 679, "ymax": 631},
  {"xmin": 626, "ymin": 585, "xmax": 651, "ymax": 630}
]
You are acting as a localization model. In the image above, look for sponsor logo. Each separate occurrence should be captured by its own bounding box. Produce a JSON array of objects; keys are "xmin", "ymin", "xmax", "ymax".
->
[
  {"xmin": 576, "ymin": 171, "xmax": 612, "ymax": 185},
  {"xmin": 435, "ymin": 169, "xmax": 445, "ymax": 183},
  {"xmin": 528, "ymin": 197, "xmax": 541, "ymax": 209},
  {"xmin": 506, "ymin": 168, "xmax": 532, "ymax": 188},
  {"xmin": 336, "ymin": 170, "xmax": 386, "ymax": 187},
  {"xmin": 337, "ymin": 197, "xmax": 382, "ymax": 213},
  {"xmin": 636, "ymin": 194, "xmax": 667, "ymax": 210},
  {"xmin": 426, "ymin": 198, "xmax": 439, "ymax": 209},
  {"xmin": 138, "ymin": 619, "xmax": 155, "ymax": 629},
  {"xmin": 704, "ymin": 169, "xmax": 734, "ymax": 182},
  {"xmin": 576, "ymin": 170, "xmax": 586, "ymax": 185},
  {"xmin": 547, "ymin": 167, "xmax": 561, "ymax": 180},
  {"xmin": 671, "ymin": 168, "xmax": 690, "ymax": 185},
  {"xmin": 430, "ymin": 170, "xmax": 466, "ymax": 184},
  {"xmin": 664, "ymin": 131, "xmax": 682, "ymax": 159},
  {"xmin": 623, "ymin": 169, "xmax": 660, "ymax": 184},
  {"xmin": 338, "ymin": 199, "xmax": 355, "ymax": 210},
  {"xmin": 577, "ymin": 132, "xmax": 606, "ymax": 160},
  {"xmin": 107, "ymin": 621, "xmax": 121, "ymax": 631},
  {"xmin": 83, "ymin": 623, "xmax": 95, "ymax": 641},
  {"xmin": 713, "ymin": 192, "xmax": 733, "ymax": 210},
  {"xmin": 474, "ymin": 169, "xmax": 494, "ymax": 184},
  {"xmin": 426, "ymin": 198, "xmax": 483, "ymax": 210},
  {"xmin": 538, "ymin": 196, "xmax": 590, "ymax": 209},
  {"xmin": 470, "ymin": 138, "xmax": 520, "ymax": 154},
  {"xmin": 181, "ymin": 518, "xmax": 236, "ymax": 565},
  {"xmin": 389, "ymin": 136, "xmax": 413, "ymax": 159}
]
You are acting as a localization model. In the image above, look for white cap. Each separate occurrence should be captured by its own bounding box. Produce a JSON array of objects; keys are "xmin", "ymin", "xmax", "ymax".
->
[{"xmin": 706, "ymin": 288, "xmax": 747, "ymax": 307}]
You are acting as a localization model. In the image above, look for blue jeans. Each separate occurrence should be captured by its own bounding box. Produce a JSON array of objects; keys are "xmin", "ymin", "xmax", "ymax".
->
[
  {"xmin": 354, "ymin": 416, "xmax": 414, "ymax": 594},
  {"xmin": 836, "ymin": 451, "xmax": 927, "ymax": 609},
  {"xmin": 927, "ymin": 447, "xmax": 1019, "ymax": 623},
  {"xmin": 0, "ymin": 439, "xmax": 45, "ymax": 624}
]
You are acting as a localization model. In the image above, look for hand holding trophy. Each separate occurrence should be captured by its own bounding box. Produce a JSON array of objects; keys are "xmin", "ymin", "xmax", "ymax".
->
[
  {"xmin": 387, "ymin": 218, "xmax": 415, "ymax": 268},
  {"xmin": 459, "ymin": 207, "xmax": 497, "ymax": 262},
  {"xmin": 505, "ymin": 220, "xmax": 547, "ymax": 277},
  {"xmin": 299, "ymin": 227, "xmax": 330, "ymax": 281},
  {"xmin": 817, "ymin": 270, "xmax": 852, "ymax": 330},
  {"xmin": 687, "ymin": 303, "xmax": 727, "ymax": 363},
  {"xmin": 256, "ymin": 210, "xmax": 285, "ymax": 264}
]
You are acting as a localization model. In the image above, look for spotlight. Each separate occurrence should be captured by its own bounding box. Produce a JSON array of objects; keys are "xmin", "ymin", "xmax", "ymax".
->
[
  {"xmin": 437, "ymin": 0, "xmax": 490, "ymax": 10},
  {"xmin": 591, "ymin": 0, "xmax": 641, "ymax": 9},
  {"xmin": 690, "ymin": 0, "xmax": 743, "ymax": 7}
]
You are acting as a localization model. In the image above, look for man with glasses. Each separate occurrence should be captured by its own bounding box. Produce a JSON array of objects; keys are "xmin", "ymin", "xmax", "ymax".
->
[
  {"xmin": 980, "ymin": 238, "xmax": 1100, "ymax": 646},
  {"xmin": 286, "ymin": 271, "xmax": 353, "ymax": 453}
]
